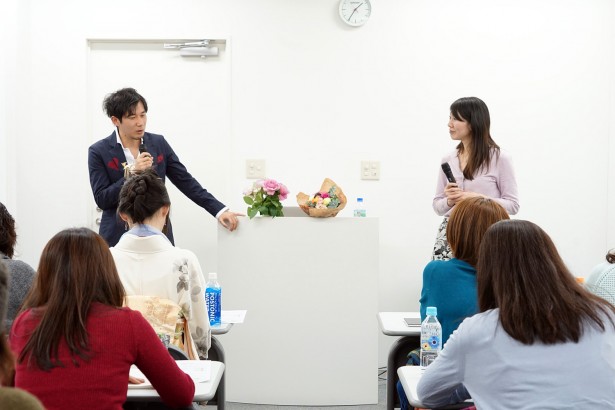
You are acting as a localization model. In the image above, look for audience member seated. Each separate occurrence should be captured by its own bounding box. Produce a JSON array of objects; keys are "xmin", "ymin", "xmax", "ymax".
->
[
  {"xmin": 9, "ymin": 228, "xmax": 196, "ymax": 410},
  {"xmin": 397, "ymin": 197, "xmax": 509, "ymax": 410},
  {"xmin": 0, "ymin": 260, "xmax": 44, "ymax": 410},
  {"xmin": 417, "ymin": 220, "xmax": 615, "ymax": 409},
  {"xmin": 0, "ymin": 203, "xmax": 36, "ymax": 331},
  {"xmin": 586, "ymin": 249, "xmax": 615, "ymax": 305},
  {"xmin": 110, "ymin": 169, "xmax": 211, "ymax": 358}
]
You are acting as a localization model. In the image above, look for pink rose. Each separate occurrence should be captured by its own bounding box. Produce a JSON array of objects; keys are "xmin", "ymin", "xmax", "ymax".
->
[
  {"xmin": 262, "ymin": 179, "xmax": 281, "ymax": 196},
  {"xmin": 278, "ymin": 183, "xmax": 289, "ymax": 201}
]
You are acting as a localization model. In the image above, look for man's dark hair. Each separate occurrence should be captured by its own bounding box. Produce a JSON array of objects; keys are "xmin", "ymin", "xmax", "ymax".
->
[
  {"xmin": 102, "ymin": 87, "xmax": 148, "ymax": 121},
  {"xmin": 0, "ymin": 202, "xmax": 17, "ymax": 258}
]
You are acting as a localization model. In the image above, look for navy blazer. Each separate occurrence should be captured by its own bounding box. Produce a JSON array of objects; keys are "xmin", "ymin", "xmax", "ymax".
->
[{"xmin": 88, "ymin": 132, "xmax": 226, "ymax": 246}]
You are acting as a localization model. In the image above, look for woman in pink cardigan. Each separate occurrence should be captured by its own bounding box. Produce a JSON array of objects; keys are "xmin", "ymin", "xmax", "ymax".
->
[{"xmin": 432, "ymin": 97, "xmax": 520, "ymax": 260}]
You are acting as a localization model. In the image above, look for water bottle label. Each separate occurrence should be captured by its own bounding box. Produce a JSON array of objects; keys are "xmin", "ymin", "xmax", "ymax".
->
[
  {"xmin": 421, "ymin": 324, "xmax": 442, "ymax": 351},
  {"xmin": 421, "ymin": 335, "xmax": 441, "ymax": 351},
  {"xmin": 205, "ymin": 288, "xmax": 221, "ymax": 325}
]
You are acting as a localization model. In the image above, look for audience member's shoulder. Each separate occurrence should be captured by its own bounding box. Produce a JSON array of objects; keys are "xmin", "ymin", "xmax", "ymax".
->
[
  {"xmin": 460, "ymin": 309, "xmax": 499, "ymax": 331},
  {"xmin": 4, "ymin": 259, "xmax": 35, "ymax": 276},
  {"xmin": 121, "ymin": 306, "xmax": 160, "ymax": 334},
  {"xmin": 11, "ymin": 307, "xmax": 36, "ymax": 330},
  {"xmin": 588, "ymin": 261, "xmax": 615, "ymax": 282},
  {"xmin": 0, "ymin": 387, "xmax": 45, "ymax": 410},
  {"xmin": 174, "ymin": 247, "xmax": 200, "ymax": 263},
  {"xmin": 423, "ymin": 259, "xmax": 455, "ymax": 274}
]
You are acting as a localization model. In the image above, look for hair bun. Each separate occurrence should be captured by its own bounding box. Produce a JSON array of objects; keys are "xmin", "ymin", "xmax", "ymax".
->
[{"xmin": 134, "ymin": 179, "xmax": 147, "ymax": 196}]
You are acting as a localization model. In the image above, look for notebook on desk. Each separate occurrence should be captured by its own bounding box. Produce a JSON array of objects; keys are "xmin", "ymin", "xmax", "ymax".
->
[{"xmin": 128, "ymin": 360, "xmax": 212, "ymax": 389}]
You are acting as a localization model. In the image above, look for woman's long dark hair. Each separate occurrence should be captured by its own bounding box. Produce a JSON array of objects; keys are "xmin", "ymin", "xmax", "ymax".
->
[
  {"xmin": 18, "ymin": 228, "xmax": 125, "ymax": 370},
  {"xmin": 450, "ymin": 97, "xmax": 500, "ymax": 180},
  {"xmin": 477, "ymin": 220, "xmax": 615, "ymax": 345}
]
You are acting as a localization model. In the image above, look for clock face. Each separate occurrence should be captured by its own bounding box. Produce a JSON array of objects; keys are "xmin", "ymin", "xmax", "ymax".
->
[{"xmin": 339, "ymin": 0, "xmax": 372, "ymax": 27}]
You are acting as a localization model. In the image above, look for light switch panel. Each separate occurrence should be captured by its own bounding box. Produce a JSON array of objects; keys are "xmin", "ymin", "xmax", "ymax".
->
[
  {"xmin": 246, "ymin": 159, "xmax": 266, "ymax": 179},
  {"xmin": 360, "ymin": 160, "xmax": 380, "ymax": 180}
]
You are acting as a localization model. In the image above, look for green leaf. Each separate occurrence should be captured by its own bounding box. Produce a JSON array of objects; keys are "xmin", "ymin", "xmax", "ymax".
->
[
  {"xmin": 243, "ymin": 196, "xmax": 254, "ymax": 205},
  {"xmin": 268, "ymin": 204, "xmax": 277, "ymax": 216},
  {"xmin": 247, "ymin": 207, "xmax": 258, "ymax": 219},
  {"xmin": 259, "ymin": 206, "xmax": 269, "ymax": 216}
]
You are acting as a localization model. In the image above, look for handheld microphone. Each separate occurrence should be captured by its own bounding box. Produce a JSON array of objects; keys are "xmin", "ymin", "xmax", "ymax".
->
[
  {"xmin": 441, "ymin": 162, "xmax": 456, "ymax": 184},
  {"xmin": 139, "ymin": 139, "xmax": 147, "ymax": 154}
]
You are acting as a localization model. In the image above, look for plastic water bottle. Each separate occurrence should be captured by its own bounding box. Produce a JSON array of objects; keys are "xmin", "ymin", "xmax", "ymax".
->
[
  {"xmin": 205, "ymin": 272, "xmax": 222, "ymax": 326},
  {"xmin": 420, "ymin": 306, "xmax": 442, "ymax": 367},
  {"xmin": 353, "ymin": 197, "xmax": 366, "ymax": 217}
]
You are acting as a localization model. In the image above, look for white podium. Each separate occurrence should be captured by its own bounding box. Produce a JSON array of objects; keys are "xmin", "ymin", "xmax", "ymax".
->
[{"xmin": 217, "ymin": 215, "xmax": 379, "ymax": 405}]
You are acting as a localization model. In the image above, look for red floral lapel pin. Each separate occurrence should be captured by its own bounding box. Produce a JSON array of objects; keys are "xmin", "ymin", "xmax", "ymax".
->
[
  {"xmin": 157, "ymin": 154, "xmax": 164, "ymax": 164},
  {"xmin": 107, "ymin": 157, "xmax": 120, "ymax": 171}
]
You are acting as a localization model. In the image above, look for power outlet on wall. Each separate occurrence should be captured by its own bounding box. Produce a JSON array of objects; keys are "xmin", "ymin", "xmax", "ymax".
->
[
  {"xmin": 246, "ymin": 159, "xmax": 266, "ymax": 179},
  {"xmin": 361, "ymin": 160, "xmax": 380, "ymax": 180}
]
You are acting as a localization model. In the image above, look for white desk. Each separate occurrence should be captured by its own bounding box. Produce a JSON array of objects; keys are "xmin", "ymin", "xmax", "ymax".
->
[
  {"xmin": 378, "ymin": 311, "xmax": 421, "ymax": 336},
  {"xmin": 211, "ymin": 322, "xmax": 233, "ymax": 335},
  {"xmin": 377, "ymin": 312, "xmax": 421, "ymax": 410},
  {"xmin": 397, "ymin": 366, "xmax": 472, "ymax": 410},
  {"xmin": 126, "ymin": 360, "xmax": 225, "ymax": 402}
]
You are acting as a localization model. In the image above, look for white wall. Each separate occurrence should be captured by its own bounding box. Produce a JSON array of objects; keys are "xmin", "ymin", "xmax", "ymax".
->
[{"xmin": 3, "ymin": 0, "xmax": 614, "ymax": 366}]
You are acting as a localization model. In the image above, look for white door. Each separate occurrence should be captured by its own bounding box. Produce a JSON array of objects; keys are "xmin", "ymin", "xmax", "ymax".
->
[{"xmin": 87, "ymin": 39, "xmax": 231, "ymax": 272}]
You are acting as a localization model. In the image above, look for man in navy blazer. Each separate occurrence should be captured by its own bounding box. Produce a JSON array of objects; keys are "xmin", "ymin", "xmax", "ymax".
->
[{"xmin": 88, "ymin": 87, "xmax": 240, "ymax": 246}]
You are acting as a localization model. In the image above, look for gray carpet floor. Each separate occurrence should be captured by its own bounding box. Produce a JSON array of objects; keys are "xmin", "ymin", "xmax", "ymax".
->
[{"xmin": 198, "ymin": 369, "xmax": 387, "ymax": 410}]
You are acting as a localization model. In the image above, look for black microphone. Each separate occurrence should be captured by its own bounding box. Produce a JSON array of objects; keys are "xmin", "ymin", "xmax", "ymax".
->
[
  {"xmin": 139, "ymin": 139, "xmax": 147, "ymax": 154},
  {"xmin": 441, "ymin": 162, "xmax": 456, "ymax": 184}
]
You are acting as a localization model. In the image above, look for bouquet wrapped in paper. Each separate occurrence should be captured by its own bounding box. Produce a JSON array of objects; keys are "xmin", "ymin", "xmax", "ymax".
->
[{"xmin": 296, "ymin": 178, "xmax": 347, "ymax": 218}]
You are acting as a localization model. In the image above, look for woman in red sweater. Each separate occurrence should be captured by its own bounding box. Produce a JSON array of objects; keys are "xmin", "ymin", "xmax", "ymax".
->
[{"xmin": 9, "ymin": 228, "xmax": 195, "ymax": 410}]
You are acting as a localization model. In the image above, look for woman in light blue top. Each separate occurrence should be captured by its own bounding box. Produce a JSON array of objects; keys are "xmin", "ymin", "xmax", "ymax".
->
[
  {"xmin": 586, "ymin": 249, "xmax": 615, "ymax": 305},
  {"xmin": 418, "ymin": 220, "xmax": 615, "ymax": 409}
]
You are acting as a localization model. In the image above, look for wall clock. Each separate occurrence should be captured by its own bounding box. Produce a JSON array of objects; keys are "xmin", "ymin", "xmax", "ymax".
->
[{"xmin": 339, "ymin": 0, "xmax": 372, "ymax": 27}]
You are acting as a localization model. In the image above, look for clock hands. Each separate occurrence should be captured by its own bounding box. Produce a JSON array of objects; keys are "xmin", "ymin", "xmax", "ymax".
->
[{"xmin": 347, "ymin": 2, "xmax": 364, "ymax": 22}]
